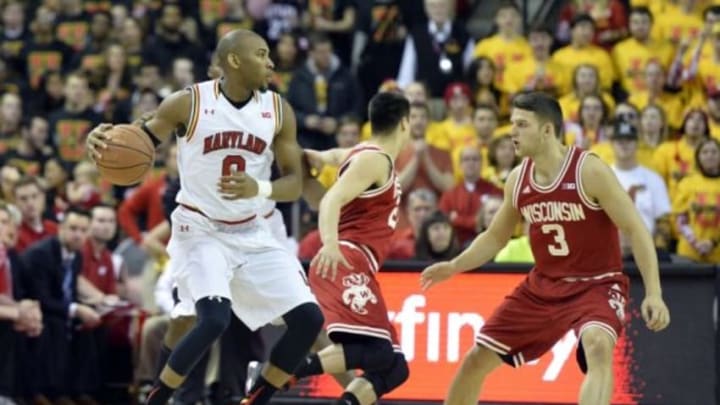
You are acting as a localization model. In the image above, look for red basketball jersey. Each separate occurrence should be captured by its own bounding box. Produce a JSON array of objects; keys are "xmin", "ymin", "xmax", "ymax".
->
[
  {"xmin": 337, "ymin": 144, "xmax": 402, "ymax": 271},
  {"xmin": 513, "ymin": 146, "xmax": 622, "ymax": 279}
]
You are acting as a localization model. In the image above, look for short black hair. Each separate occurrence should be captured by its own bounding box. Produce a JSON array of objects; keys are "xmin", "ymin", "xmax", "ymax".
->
[
  {"xmin": 571, "ymin": 13, "xmax": 595, "ymax": 29},
  {"xmin": 630, "ymin": 6, "xmax": 653, "ymax": 21},
  {"xmin": 512, "ymin": 92, "xmax": 564, "ymax": 140},
  {"xmin": 309, "ymin": 32, "xmax": 332, "ymax": 50},
  {"xmin": 63, "ymin": 206, "xmax": 91, "ymax": 222},
  {"xmin": 369, "ymin": 92, "xmax": 410, "ymax": 135}
]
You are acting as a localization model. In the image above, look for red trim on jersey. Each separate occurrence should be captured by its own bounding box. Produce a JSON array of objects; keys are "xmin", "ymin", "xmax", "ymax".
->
[
  {"xmin": 575, "ymin": 151, "xmax": 603, "ymax": 210},
  {"xmin": 180, "ymin": 203, "xmax": 257, "ymax": 225}
]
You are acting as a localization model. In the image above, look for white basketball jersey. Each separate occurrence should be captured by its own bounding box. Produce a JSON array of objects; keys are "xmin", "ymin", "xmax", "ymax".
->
[{"xmin": 175, "ymin": 80, "xmax": 282, "ymax": 221}]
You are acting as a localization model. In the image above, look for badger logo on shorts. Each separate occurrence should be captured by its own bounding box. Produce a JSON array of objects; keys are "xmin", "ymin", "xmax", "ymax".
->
[
  {"xmin": 341, "ymin": 273, "xmax": 378, "ymax": 315},
  {"xmin": 608, "ymin": 284, "xmax": 626, "ymax": 321}
]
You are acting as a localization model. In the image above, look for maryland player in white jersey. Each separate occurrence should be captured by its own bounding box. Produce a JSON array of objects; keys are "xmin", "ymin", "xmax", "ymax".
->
[{"xmin": 86, "ymin": 29, "xmax": 323, "ymax": 405}]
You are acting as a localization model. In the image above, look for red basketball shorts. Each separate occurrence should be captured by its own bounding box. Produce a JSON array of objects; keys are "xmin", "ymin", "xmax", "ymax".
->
[
  {"xmin": 475, "ymin": 271, "xmax": 629, "ymax": 368},
  {"xmin": 309, "ymin": 241, "xmax": 399, "ymax": 347}
]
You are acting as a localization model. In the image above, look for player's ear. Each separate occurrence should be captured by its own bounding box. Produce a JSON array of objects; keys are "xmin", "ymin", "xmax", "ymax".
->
[{"xmin": 227, "ymin": 52, "xmax": 242, "ymax": 69}]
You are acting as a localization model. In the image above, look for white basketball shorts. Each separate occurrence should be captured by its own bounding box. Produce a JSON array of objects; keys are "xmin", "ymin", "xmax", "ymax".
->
[{"xmin": 167, "ymin": 206, "xmax": 316, "ymax": 330}]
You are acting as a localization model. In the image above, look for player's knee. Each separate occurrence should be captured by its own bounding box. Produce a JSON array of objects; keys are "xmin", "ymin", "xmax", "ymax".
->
[
  {"xmin": 580, "ymin": 328, "xmax": 615, "ymax": 367},
  {"xmin": 283, "ymin": 302, "xmax": 324, "ymax": 337},
  {"xmin": 364, "ymin": 353, "xmax": 409, "ymax": 397},
  {"xmin": 465, "ymin": 345, "xmax": 502, "ymax": 375},
  {"xmin": 195, "ymin": 296, "xmax": 232, "ymax": 338},
  {"xmin": 343, "ymin": 338, "xmax": 394, "ymax": 371}
]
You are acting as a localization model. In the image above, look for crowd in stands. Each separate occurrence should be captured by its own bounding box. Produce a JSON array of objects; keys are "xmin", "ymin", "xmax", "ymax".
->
[{"xmin": 0, "ymin": 0, "xmax": 719, "ymax": 403}]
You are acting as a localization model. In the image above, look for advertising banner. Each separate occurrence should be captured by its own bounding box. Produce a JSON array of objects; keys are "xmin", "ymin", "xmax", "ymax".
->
[{"xmin": 288, "ymin": 268, "xmax": 716, "ymax": 404}]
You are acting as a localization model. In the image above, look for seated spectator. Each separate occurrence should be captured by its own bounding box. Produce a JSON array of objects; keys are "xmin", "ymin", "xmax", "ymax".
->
[
  {"xmin": 474, "ymin": 195, "xmax": 504, "ymax": 238},
  {"xmin": 673, "ymin": 138, "xmax": 720, "ymax": 263},
  {"xmin": 0, "ymin": 201, "xmax": 43, "ymax": 402},
  {"xmin": 482, "ymin": 134, "xmax": 519, "ymax": 188},
  {"xmin": 628, "ymin": 60, "xmax": 687, "ymax": 130},
  {"xmin": 82, "ymin": 204, "xmax": 118, "ymax": 295},
  {"xmin": 396, "ymin": 102, "xmax": 454, "ymax": 222},
  {"xmin": 66, "ymin": 160, "xmax": 103, "ymax": 211},
  {"xmin": 1, "ymin": 116, "xmax": 53, "ymax": 176},
  {"xmin": 425, "ymin": 83, "xmax": 476, "ymax": 154},
  {"xmin": 466, "ymin": 58, "xmax": 510, "ymax": 121},
  {"xmin": 504, "ymin": 24, "xmax": 568, "ymax": 98},
  {"xmin": 42, "ymin": 157, "xmax": 72, "ymax": 217},
  {"xmin": 0, "ymin": 165, "xmax": 21, "ymax": 203},
  {"xmin": 439, "ymin": 146, "xmax": 502, "ymax": 245},
  {"xmin": 552, "ymin": 14, "xmax": 616, "ymax": 91},
  {"xmin": 20, "ymin": 208, "xmax": 103, "ymax": 402},
  {"xmin": 558, "ymin": 64, "xmax": 615, "ymax": 122},
  {"xmin": 414, "ymin": 211, "xmax": 460, "ymax": 261},
  {"xmin": 388, "ymin": 188, "xmax": 437, "ymax": 259},
  {"xmin": 565, "ymin": 93, "xmax": 611, "ymax": 148},
  {"xmin": 609, "ymin": 120, "xmax": 672, "ymax": 261},
  {"xmin": 13, "ymin": 176, "xmax": 58, "ymax": 252},
  {"xmin": 653, "ymin": 108, "xmax": 710, "ymax": 195}
]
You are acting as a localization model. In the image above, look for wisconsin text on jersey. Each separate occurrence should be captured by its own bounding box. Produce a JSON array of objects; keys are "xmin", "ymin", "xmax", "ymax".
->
[
  {"xmin": 520, "ymin": 201, "xmax": 587, "ymax": 224},
  {"xmin": 202, "ymin": 131, "xmax": 268, "ymax": 155}
]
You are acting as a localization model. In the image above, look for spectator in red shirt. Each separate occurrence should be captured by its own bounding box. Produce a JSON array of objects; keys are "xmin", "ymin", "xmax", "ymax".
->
[
  {"xmin": 117, "ymin": 143, "xmax": 177, "ymax": 247},
  {"xmin": 13, "ymin": 175, "xmax": 57, "ymax": 252},
  {"xmin": 82, "ymin": 204, "xmax": 117, "ymax": 295},
  {"xmin": 388, "ymin": 187, "xmax": 437, "ymax": 259},
  {"xmin": 556, "ymin": 0, "xmax": 628, "ymax": 49},
  {"xmin": 439, "ymin": 145, "xmax": 502, "ymax": 245}
]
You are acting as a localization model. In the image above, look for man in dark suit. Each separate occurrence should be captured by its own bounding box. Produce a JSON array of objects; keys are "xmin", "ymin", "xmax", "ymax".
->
[
  {"xmin": 0, "ymin": 201, "xmax": 42, "ymax": 402},
  {"xmin": 20, "ymin": 207, "xmax": 103, "ymax": 402}
]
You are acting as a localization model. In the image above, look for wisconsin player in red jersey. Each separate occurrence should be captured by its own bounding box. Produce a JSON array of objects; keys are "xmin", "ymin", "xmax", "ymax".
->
[
  {"xmin": 421, "ymin": 92, "xmax": 670, "ymax": 405},
  {"xmin": 295, "ymin": 92, "xmax": 411, "ymax": 405}
]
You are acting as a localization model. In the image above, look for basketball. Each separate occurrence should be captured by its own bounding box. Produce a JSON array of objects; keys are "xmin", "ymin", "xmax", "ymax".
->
[{"xmin": 95, "ymin": 124, "xmax": 155, "ymax": 186}]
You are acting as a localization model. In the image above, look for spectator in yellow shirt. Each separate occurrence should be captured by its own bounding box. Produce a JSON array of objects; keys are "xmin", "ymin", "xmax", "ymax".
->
[
  {"xmin": 628, "ymin": 60, "xmax": 688, "ymax": 130},
  {"xmin": 654, "ymin": 108, "xmax": 711, "ymax": 195},
  {"xmin": 612, "ymin": 6, "xmax": 675, "ymax": 94},
  {"xmin": 314, "ymin": 115, "xmax": 361, "ymax": 188},
  {"xmin": 443, "ymin": 104, "xmax": 504, "ymax": 181},
  {"xmin": 425, "ymin": 82, "xmax": 475, "ymax": 151},
  {"xmin": 652, "ymin": 0, "xmax": 704, "ymax": 45},
  {"xmin": 466, "ymin": 57, "xmax": 510, "ymax": 119},
  {"xmin": 565, "ymin": 94, "xmax": 611, "ymax": 148},
  {"xmin": 673, "ymin": 138, "xmax": 720, "ymax": 263},
  {"xmin": 552, "ymin": 14, "xmax": 616, "ymax": 91},
  {"xmin": 558, "ymin": 64, "xmax": 615, "ymax": 121},
  {"xmin": 504, "ymin": 24, "xmax": 568, "ymax": 97},
  {"xmin": 708, "ymin": 91, "xmax": 720, "ymax": 137},
  {"xmin": 472, "ymin": 2, "xmax": 532, "ymax": 93}
]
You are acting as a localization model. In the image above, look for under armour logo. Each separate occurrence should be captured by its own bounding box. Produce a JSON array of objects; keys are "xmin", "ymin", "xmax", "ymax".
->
[
  {"xmin": 261, "ymin": 112, "xmax": 271, "ymax": 118},
  {"xmin": 561, "ymin": 183, "xmax": 576, "ymax": 190},
  {"xmin": 179, "ymin": 224, "xmax": 189, "ymax": 232},
  {"xmin": 204, "ymin": 109, "xmax": 215, "ymax": 115},
  {"xmin": 522, "ymin": 185, "xmax": 531, "ymax": 194}
]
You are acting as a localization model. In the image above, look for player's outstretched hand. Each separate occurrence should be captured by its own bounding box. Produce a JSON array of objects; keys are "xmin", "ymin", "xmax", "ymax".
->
[
  {"xmin": 311, "ymin": 243, "xmax": 353, "ymax": 282},
  {"xmin": 641, "ymin": 295, "xmax": 670, "ymax": 332},
  {"xmin": 86, "ymin": 123, "xmax": 114, "ymax": 162},
  {"xmin": 420, "ymin": 261, "xmax": 456, "ymax": 291},
  {"xmin": 218, "ymin": 169, "xmax": 259, "ymax": 200}
]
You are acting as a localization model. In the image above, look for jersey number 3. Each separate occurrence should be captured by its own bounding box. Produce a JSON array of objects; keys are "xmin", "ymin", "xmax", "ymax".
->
[
  {"xmin": 541, "ymin": 224, "xmax": 569, "ymax": 256},
  {"xmin": 222, "ymin": 155, "xmax": 246, "ymax": 175}
]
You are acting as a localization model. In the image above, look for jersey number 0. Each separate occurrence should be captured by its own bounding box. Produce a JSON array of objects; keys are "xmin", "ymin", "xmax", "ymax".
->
[{"xmin": 222, "ymin": 155, "xmax": 246, "ymax": 175}]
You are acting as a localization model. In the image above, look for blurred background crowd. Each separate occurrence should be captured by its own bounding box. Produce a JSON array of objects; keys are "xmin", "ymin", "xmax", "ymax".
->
[{"xmin": 0, "ymin": 0, "xmax": 719, "ymax": 404}]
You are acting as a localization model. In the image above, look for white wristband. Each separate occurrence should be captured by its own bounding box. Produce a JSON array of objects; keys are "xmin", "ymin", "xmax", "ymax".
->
[{"xmin": 257, "ymin": 180, "xmax": 273, "ymax": 198}]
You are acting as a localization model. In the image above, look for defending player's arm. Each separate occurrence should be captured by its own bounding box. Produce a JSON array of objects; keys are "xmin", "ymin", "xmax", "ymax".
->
[
  {"xmin": 312, "ymin": 152, "xmax": 390, "ymax": 280},
  {"xmin": 420, "ymin": 168, "xmax": 522, "ymax": 290},
  {"xmin": 581, "ymin": 155, "xmax": 670, "ymax": 332},
  {"xmin": 86, "ymin": 90, "xmax": 191, "ymax": 160},
  {"xmin": 301, "ymin": 148, "xmax": 355, "ymax": 210}
]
